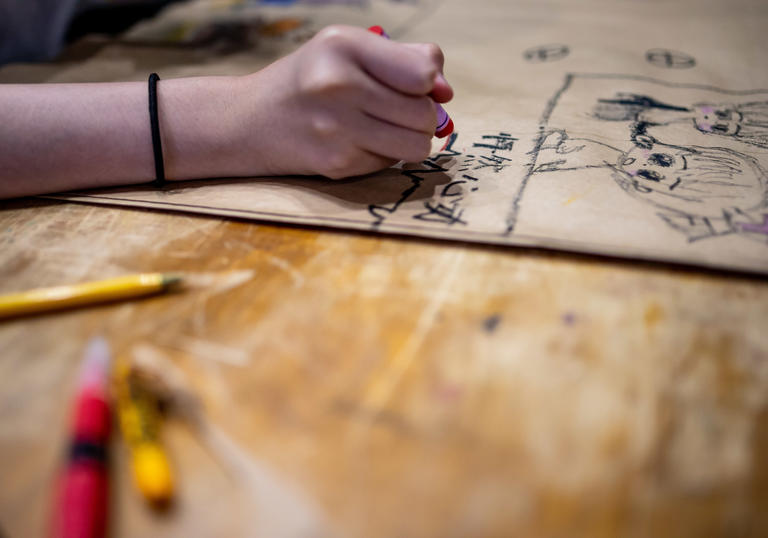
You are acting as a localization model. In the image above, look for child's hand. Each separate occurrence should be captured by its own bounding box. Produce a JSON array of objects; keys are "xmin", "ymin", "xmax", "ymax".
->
[{"xmin": 231, "ymin": 25, "xmax": 453, "ymax": 179}]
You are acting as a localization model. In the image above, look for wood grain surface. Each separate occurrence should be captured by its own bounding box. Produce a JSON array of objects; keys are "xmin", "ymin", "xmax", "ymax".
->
[{"xmin": 0, "ymin": 198, "xmax": 766, "ymax": 537}]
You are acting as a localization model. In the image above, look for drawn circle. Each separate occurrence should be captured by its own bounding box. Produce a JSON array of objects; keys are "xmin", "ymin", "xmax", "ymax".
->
[
  {"xmin": 645, "ymin": 48, "xmax": 696, "ymax": 69},
  {"xmin": 523, "ymin": 44, "xmax": 570, "ymax": 63}
]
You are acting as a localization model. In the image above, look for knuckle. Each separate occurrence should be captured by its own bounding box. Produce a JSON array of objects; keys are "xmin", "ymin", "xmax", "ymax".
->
[
  {"xmin": 313, "ymin": 25, "xmax": 352, "ymax": 50},
  {"xmin": 424, "ymin": 42, "xmax": 444, "ymax": 66},
  {"xmin": 310, "ymin": 113, "xmax": 339, "ymax": 138},
  {"xmin": 409, "ymin": 43, "xmax": 442, "ymax": 91}
]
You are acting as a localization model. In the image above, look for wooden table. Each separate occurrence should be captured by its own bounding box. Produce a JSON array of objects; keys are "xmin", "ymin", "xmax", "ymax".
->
[
  {"xmin": 1, "ymin": 2, "xmax": 768, "ymax": 536},
  {"xmin": 1, "ymin": 198, "xmax": 766, "ymax": 537}
]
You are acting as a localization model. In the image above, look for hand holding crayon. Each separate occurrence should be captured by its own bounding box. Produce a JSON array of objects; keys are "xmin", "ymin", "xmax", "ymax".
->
[
  {"xmin": 368, "ymin": 25, "xmax": 454, "ymax": 138},
  {"xmin": 232, "ymin": 24, "xmax": 454, "ymax": 179}
]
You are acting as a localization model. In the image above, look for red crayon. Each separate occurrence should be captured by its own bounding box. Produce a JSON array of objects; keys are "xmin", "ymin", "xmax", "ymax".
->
[
  {"xmin": 368, "ymin": 25, "xmax": 454, "ymax": 138},
  {"xmin": 51, "ymin": 338, "xmax": 112, "ymax": 538}
]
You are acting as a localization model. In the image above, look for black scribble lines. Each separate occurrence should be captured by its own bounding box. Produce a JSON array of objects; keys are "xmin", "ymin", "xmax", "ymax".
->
[
  {"xmin": 411, "ymin": 132, "xmax": 517, "ymax": 226},
  {"xmin": 531, "ymin": 129, "xmax": 618, "ymax": 173},
  {"xmin": 505, "ymin": 73, "xmax": 575, "ymax": 235},
  {"xmin": 368, "ymin": 132, "xmax": 460, "ymax": 228},
  {"xmin": 411, "ymin": 173, "xmax": 482, "ymax": 226},
  {"xmin": 645, "ymin": 48, "xmax": 696, "ymax": 69},
  {"xmin": 413, "ymin": 201, "xmax": 467, "ymax": 226},
  {"xmin": 523, "ymin": 44, "xmax": 570, "ymax": 63},
  {"xmin": 456, "ymin": 133, "xmax": 518, "ymax": 174},
  {"xmin": 369, "ymin": 131, "xmax": 518, "ymax": 229},
  {"xmin": 469, "ymin": 133, "xmax": 517, "ymax": 173}
]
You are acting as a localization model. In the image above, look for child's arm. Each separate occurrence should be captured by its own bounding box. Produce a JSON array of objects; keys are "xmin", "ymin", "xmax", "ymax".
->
[{"xmin": 0, "ymin": 25, "xmax": 453, "ymax": 199}]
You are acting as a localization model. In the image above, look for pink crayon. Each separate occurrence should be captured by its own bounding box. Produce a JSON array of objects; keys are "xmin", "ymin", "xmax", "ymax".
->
[{"xmin": 368, "ymin": 25, "xmax": 454, "ymax": 138}]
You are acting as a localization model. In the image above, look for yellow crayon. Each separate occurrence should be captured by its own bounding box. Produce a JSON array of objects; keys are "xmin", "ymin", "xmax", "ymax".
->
[
  {"xmin": 116, "ymin": 361, "xmax": 175, "ymax": 507},
  {"xmin": 0, "ymin": 273, "xmax": 182, "ymax": 320}
]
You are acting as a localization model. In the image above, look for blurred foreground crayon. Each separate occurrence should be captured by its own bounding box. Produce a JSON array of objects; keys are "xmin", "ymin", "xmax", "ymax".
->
[
  {"xmin": 116, "ymin": 361, "xmax": 175, "ymax": 507},
  {"xmin": 51, "ymin": 338, "xmax": 112, "ymax": 538},
  {"xmin": 368, "ymin": 25, "xmax": 454, "ymax": 138},
  {"xmin": 0, "ymin": 273, "xmax": 183, "ymax": 320}
]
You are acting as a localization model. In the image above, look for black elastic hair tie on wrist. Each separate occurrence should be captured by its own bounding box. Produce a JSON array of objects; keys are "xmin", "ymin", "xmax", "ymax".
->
[{"xmin": 148, "ymin": 73, "xmax": 166, "ymax": 187}]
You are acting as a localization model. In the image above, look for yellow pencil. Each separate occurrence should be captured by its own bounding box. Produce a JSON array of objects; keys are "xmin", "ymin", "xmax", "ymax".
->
[{"xmin": 0, "ymin": 273, "xmax": 182, "ymax": 319}]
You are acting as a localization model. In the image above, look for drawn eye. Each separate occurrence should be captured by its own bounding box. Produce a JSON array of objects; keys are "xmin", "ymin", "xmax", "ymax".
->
[
  {"xmin": 622, "ymin": 157, "xmax": 636, "ymax": 166},
  {"xmin": 637, "ymin": 169, "xmax": 663, "ymax": 182},
  {"xmin": 633, "ymin": 182, "xmax": 653, "ymax": 194},
  {"xmin": 634, "ymin": 134, "xmax": 655, "ymax": 149},
  {"xmin": 648, "ymin": 153, "xmax": 674, "ymax": 167}
]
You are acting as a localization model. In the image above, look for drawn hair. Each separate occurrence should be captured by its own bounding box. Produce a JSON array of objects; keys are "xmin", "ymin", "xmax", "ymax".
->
[{"xmin": 592, "ymin": 93, "xmax": 689, "ymax": 122}]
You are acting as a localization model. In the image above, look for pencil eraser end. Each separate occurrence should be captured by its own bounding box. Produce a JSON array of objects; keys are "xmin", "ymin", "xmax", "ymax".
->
[{"xmin": 435, "ymin": 118, "xmax": 454, "ymax": 138}]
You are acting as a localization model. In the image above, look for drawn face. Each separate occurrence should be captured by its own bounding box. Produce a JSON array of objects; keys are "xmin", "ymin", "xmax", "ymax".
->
[
  {"xmin": 616, "ymin": 142, "xmax": 766, "ymax": 216},
  {"xmin": 619, "ymin": 146, "xmax": 692, "ymax": 191},
  {"xmin": 693, "ymin": 105, "xmax": 741, "ymax": 136}
]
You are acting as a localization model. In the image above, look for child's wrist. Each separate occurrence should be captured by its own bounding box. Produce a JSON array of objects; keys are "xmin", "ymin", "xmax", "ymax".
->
[{"xmin": 159, "ymin": 75, "xmax": 257, "ymax": 181}]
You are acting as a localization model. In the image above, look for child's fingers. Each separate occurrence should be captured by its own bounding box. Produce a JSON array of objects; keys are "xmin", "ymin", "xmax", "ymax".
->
[
  {"xmin": 353, "ymin": 112, "xmax": 434, "ymax": 163},
  {"xmin": 348, "ymin": 30, "xmax": 441, "ymax": 96},
  {"xmin": 401, "ymin": 42, "xmax": 453, "ymax": 102},
  {"xmin": 401, "ymin": 42, "xmax": 445, "ymax": 73},
  {"xmin": 430, "ymin": 72, "xmax": 454, "ymax": 103},
  {"xmin": 358, "ymin": 78, "xmax": 437, "ymax": 134}
]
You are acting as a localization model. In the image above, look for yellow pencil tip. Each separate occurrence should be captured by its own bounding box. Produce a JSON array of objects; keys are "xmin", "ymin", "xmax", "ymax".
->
[{"xmin": 161, "ymin": 274, "xmax": 184, "ymax": 290}]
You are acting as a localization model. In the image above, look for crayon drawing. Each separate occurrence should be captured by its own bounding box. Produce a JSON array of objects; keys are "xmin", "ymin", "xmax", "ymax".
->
[{"xmin": 510, "ymin": 74, "xmax": 768, "ymax": 247}]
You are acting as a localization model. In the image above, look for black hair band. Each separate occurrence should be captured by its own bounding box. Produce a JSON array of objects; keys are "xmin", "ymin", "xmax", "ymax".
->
[{"xmin": 148, "ymin": 73, "xmax": 166, "ymax": 187}]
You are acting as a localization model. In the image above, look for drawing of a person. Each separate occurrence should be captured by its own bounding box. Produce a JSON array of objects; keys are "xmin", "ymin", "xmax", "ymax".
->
[
  {"xmin": 593, "ymin": 93, "xmax": 768, "ymax": 150},
  {"xmin": 533, "ymin": 129, "xmax": 768, "ymax": 242}
]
